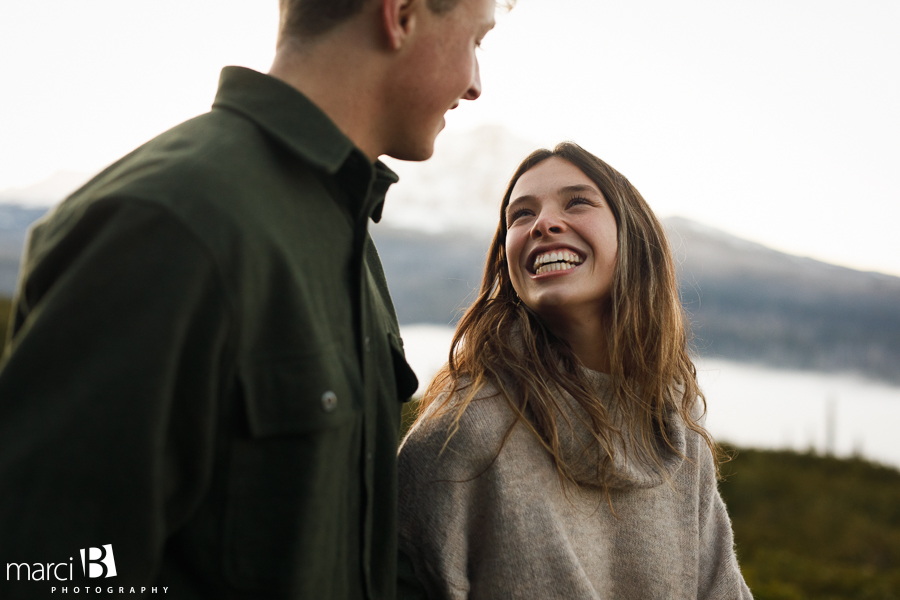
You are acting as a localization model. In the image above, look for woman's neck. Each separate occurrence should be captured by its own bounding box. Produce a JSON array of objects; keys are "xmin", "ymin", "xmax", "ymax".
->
[{"xmin": 543, "ymin": 310, "xmax": 611, "ymax": 373}]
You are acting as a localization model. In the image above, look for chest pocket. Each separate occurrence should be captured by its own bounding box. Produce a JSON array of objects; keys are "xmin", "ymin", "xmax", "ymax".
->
[
  {"xmin": 225, "ymin": 345, "xmax": 364, "ymax": 594},
  {"xmin": 239, "ymin": 344, "xmax": 361, "ymax": 437}
]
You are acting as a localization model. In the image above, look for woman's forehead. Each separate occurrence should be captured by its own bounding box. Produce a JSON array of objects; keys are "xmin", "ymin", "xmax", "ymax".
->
[{"xmin": 508, "ymin": 158, "xmax": 602, "ymax": 210}]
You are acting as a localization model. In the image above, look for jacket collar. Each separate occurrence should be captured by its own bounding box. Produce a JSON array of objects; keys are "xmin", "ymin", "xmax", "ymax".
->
[{"xmin": 211, "ymin": 66, "xmax": 398, "ymax": 222}]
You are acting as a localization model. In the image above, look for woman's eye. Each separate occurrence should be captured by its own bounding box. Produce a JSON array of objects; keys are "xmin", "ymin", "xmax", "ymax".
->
[
  {"xmin": 568, "ymin": 196, "xmax": 593, "ymax": 208},
  {"xmin": 507, "ymin": 208, "xmax": 531, "ymax": 224}
]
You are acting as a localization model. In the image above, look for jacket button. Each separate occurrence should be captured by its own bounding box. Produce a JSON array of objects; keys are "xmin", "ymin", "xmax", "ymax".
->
[
  {"xmin": 364, "ymin": 336, "xmax": 371, "ymax": 352},
  {"xmin": 321, "ymin": 391, "xmax": 338, "ymax": 412}
]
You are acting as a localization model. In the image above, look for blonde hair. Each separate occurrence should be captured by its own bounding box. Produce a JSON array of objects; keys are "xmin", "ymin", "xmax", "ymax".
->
[
  {"xmin": 279, "ymin": 0, "xmax": 490, "ymax": 39},
  {"xmin": 414, "ymin": 142, "xmax": 719, "ymax": 496}
]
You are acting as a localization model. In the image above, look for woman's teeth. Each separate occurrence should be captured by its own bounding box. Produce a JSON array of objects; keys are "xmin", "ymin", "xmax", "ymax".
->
[
  {"xmin": 533, "ymin": 250, "xmax": 584, "ymax": 275},
  {"xmin": 535, "ymin": 262, "xmax": 578, "ymax": 275}
]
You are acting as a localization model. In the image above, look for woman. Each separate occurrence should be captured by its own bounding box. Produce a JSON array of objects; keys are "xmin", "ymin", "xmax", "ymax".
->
[{"xmin": 397, "ymin": 143, "xmax": 752, "ymax": 599}]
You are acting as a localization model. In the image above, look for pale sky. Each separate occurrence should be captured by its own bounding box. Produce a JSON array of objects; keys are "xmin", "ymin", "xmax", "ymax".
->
[{"xmin": 1, "ymin": 1, "xmax": 898, "ymax": 276}]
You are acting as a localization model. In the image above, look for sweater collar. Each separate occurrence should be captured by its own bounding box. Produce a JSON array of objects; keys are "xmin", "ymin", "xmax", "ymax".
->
[{"xmin": 556, "ymin": 368, "xmax": 687, "ymax": 490}]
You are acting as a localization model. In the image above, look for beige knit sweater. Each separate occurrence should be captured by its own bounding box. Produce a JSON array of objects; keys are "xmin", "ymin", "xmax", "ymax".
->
[{"xmin": 398, "ymin": 370, "xmax": 752, "ymax": 599}]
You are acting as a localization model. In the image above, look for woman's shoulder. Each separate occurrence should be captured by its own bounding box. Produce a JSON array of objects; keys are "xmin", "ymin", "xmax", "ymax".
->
[{"xmin": 399, "ymin": 378, "xmax": 520, "ymax": 472}]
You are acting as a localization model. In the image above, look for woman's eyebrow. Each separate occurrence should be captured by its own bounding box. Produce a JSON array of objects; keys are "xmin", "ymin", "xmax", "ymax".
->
[
  {"xmin": 559, "ymin": 184, "xmax": 601, "ymax": 196},
  {"xmin": 506, "ymin": 196, "xmax": 532, "ymax": 214},
  {"xmin": 508, "ymin": 184, "xmax": 601, "ymax": 213}
]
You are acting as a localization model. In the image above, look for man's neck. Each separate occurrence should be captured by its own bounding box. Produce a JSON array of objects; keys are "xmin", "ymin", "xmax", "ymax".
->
[{"xmin": 269, "ymin": 35, "xmax": 388, "ymax": 162}]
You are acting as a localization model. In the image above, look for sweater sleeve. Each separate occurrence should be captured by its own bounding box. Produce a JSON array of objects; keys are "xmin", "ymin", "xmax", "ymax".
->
[
  {"xmin": 397, "ymin": 413, "xmax": 483, "ymax": 600},
  {"xmin": 0, "ymin": 198, "xmax": 233, "ymax": 596},
  {"xmin": 398, "ymin": 389, "xmax": 523, "ymax": 600},
  {"xmin": 696, "ymin": 443, "xmax": 754, "ymax": 599}
]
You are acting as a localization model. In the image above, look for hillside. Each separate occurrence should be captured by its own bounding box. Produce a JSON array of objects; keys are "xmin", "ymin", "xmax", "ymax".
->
[{"xmin": 718, "ymin": 446, "xmax": 900, "ymax": 599}]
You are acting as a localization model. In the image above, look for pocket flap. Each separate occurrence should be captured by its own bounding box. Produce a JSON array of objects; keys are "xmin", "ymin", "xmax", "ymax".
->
[{"xmin": 388, "ymin": 332, "xmax": 419, "ymax": 401}]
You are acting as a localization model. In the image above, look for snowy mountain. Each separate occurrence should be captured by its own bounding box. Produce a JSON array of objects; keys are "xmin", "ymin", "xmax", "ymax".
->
[
  {"xmin": 0, "ymin": 171, "xmax": 93, "ymax": 207},
  {"xmin": 2, "ymin": 126, "xmax": 898, "ymax": 383},
  {"xmin": 380, "ymin": 124, "xmax": 538, "ymax": 233}
]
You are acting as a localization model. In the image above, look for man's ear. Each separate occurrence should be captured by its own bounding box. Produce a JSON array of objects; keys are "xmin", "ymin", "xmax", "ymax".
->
[{"xmin": 382, "ymin": 0, "xmax": 418, "ymax": 51}]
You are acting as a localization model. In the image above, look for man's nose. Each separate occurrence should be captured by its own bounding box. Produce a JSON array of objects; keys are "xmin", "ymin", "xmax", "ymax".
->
[{"xmin": 462, "ymin": 58, "xmax": 482, "ymax": 101}]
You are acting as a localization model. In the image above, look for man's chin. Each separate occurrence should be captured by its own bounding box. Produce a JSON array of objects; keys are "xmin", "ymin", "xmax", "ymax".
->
[{"xmin": 384, "ymin": 138, "xmax": 437, "ymax": 162}]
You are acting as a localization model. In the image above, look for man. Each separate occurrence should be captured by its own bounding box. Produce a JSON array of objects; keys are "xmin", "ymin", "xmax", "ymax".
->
[{"xmin": 0, "ymin": 0, "xmax": 496, "ymax": 597}]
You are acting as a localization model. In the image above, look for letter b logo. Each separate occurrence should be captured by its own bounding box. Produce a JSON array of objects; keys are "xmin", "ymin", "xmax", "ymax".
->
[{"xmin": 80, "ymin": 545, "xmax": 117, "ymax": 578}]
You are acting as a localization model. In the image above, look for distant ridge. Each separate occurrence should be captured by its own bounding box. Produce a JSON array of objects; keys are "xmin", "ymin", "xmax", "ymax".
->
[
  {"xmin": 663, "ymin": 216, "xmax": 900, "ymax": 382},
  {"xmin": 0, "ymin": 205, "xmax": 49, "ymax": 294},
  {"xmin": 1, "ymin": 204, "xmax": 897, "ymax": 384},
  {"xmin": 370, "ymin": 218, "xmax": 900, "ymax": 384}
]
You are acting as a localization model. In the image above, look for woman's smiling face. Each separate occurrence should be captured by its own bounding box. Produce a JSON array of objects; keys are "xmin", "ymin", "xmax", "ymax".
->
[{"xmin": 505, "ymin": 157, "xmax": 619, "ymax": 328}]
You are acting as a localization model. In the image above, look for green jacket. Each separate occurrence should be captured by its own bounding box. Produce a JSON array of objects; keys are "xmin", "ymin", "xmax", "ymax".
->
[{"xmin": 0, "ymin": 67, "xmax": 418, "ymax": 599}]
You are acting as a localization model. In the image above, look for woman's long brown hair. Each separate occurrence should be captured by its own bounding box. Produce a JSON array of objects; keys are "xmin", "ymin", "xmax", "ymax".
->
[{"xmin": 413, "ymin": 142, "xmax": 719, "ymax": 494}]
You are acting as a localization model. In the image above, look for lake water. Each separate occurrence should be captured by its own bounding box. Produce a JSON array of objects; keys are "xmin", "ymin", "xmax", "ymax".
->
[{"xmin": 400, "ymin": 324, "xmax": 900, "ymax": 471}]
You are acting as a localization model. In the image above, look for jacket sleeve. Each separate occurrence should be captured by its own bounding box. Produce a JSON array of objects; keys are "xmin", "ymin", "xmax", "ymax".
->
[
  {"xmin": 0, "ymin": 198, "xmax": 233, "ymax": 596},
  {"xmin": 696, "ymin": 443, "xmax": 754, "ymax": 599}
]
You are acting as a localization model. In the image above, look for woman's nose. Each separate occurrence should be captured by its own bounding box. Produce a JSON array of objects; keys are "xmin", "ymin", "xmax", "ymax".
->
[{"xmin": 530, "ymin": 211, "xmax": 565, "ymax": 238}]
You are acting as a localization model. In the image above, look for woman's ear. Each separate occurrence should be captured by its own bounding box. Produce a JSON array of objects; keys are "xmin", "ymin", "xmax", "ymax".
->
[{"xmin": 382, "ymin": 0, "xmax": 419, "ymax": 51}]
